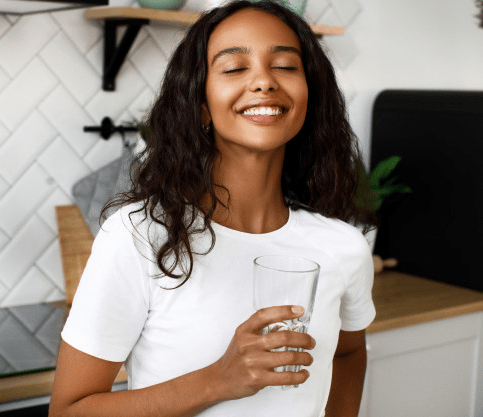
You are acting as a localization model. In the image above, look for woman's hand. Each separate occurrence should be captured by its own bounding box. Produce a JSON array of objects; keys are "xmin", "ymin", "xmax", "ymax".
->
[{"xmin": 210, "ymin": 305, "xmax": 316, "ymax": 401}]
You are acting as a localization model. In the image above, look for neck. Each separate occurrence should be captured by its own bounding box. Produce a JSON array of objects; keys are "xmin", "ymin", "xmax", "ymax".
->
[{"xmin": 203, "ymin": 147, "xmax": 289, "ymax": 234}]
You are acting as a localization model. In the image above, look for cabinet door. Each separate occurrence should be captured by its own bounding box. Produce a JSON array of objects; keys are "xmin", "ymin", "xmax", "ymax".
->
[{"xmin": 359, "ymin": 312, "xmax": 483, "ymax": 417}]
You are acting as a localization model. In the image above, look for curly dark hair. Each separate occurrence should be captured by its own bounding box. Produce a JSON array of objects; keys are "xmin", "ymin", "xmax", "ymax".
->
[{"xmin": 103, "ymin": 0, "xmax": 377, "ymax": 284}]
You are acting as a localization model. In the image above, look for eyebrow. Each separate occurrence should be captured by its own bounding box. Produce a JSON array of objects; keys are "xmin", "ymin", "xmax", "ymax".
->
[{"xmin": 211, "ymin": 45, "xmax": 301, "ymax": 65}]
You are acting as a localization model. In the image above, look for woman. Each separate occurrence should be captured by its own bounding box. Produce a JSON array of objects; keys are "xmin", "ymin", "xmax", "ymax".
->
[{"xmin": 50, "ymin": 1, "xmax": 376, "ymax": 416}]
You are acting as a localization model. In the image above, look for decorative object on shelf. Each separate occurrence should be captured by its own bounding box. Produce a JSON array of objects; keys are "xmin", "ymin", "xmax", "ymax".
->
[
  {"xmin": 136, "ymin": 0, "xmax": 186, "ymax": 10},
  {"xmin": 476, "ymin": 0, "xmax": 483, "ymax": 28},
  {"xmin": 249, "ymin": 0, "xmax": 306, "ymax": 16}
]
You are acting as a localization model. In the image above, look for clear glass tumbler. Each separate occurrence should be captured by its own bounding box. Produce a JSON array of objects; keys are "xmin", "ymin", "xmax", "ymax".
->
[{"xmin": 253, "ymin": 255, "xmax": 320, "ymax": 388}]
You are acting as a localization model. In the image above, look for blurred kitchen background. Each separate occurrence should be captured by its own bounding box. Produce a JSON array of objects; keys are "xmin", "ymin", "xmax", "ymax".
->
[{"xmin": 0, "ymin": 0, "xmax": 481, "ymax": 308}]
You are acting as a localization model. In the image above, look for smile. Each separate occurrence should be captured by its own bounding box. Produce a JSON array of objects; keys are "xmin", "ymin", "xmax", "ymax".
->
[{"xmin": 241, "ymin": 106, "xmax": 284, "ymax": 116}]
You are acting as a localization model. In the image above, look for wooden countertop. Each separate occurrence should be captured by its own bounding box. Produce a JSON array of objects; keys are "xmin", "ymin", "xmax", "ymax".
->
[
  {"xmin": 1, "ymin": 271, "xmax": 482, "ymax": 403},
  {"xmin": 367, "ymin": 271, "xmax": 483, "ymax": 333}
]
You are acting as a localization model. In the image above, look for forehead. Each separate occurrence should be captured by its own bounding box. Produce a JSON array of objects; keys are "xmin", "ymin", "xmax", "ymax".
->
[{"xmin": 207, "ymin": 8, "xmax": 301, "ymax": 58}]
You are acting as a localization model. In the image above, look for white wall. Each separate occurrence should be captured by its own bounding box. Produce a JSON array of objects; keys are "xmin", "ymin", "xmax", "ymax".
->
[{"xmin": 346, "ymin": 0, "xmax": 483, "ymax": 166}]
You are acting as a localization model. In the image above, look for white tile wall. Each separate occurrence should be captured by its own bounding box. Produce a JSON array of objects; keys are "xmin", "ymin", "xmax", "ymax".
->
[
  {"xmin": 40, "ymin": 32, "xmax": 100, "ymax": 105},
  {"xmin": 51, "ymin": 9, "xmax": 101, "ymax": 54},
  {"xmin": 37, "ymin": 137, "xmax": 91, "ymax": 195},
  {"xmin": 0, "ymin": 14, "xmax": 58, "ymax": 77},
  {"xmin": 0, "ymin": 0, "xmax": 362, "ymax": 307},
  {"xmin": 0, "ymin": 66, "xmax": 9, "ymax": 94},
  {"xmin": 131, "ymin": 37, "xmax": 168, "ymax": 89},
  {"xmin": 0, "ymin": 15, "xmax": 10, "ymax": 38},
  {"xmin": 0, "ymin": 111, "xmax": 56, "ymax": 183},
  {"xmin": 0, "ymin": 215, "xmax": 55, "ymax": 290},
  {"xmin": 0, "ymin": 58, "xmax": 58, "ymax": 130},
  {"xmin": 0, "ymin": 163, "xmax": 56, "ymax": 236},
  {"xmin": 39, "ymin": 86, "xmax": 98, "ymax": 157}
]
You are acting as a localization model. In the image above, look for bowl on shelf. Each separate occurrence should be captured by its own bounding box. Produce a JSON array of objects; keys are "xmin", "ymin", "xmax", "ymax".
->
[
  {"xmin": 136, "ymin": 0, "xmax": 186, "ymax": 10},
  {"xmin": 248, "ymin": 0, "xmax": 306, "ymax": 16}
]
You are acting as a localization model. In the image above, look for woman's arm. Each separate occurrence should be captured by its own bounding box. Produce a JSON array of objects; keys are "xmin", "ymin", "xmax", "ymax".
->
[
  {"xmin": 49, "ymin": 306, "xmax": 315, "ymax": 417},
  {"xmin": 325, "ymin": 329, "xmax": 367, "ymax": 417},
  {"xmin": 49, "ymin": 340, "xmax": 223, "ymax": 417}
]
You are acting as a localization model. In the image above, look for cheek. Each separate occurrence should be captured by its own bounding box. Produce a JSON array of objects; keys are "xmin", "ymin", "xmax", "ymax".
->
[
  {"xmin": 206, "ymin": 75, "xmax": 235, "ymax": 105},
  {"xmin": 295, "ymin": 82, "xmax": 309, "ymax": 121}
]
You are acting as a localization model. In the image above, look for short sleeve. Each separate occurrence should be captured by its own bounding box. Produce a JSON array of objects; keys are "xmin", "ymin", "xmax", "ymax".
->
[
  {"xmin": 61, "ymin": 208, "xmax": 150, "ymax": 362},
  {"xmin": 339, "ymin": 234, "xmax": 376, "ymax": 331}
]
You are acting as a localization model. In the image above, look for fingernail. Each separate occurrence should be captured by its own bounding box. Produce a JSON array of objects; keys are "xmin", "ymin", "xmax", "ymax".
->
[{"xmin": 291, "ymin": 305, "xmax": 304, "ymax": 316}]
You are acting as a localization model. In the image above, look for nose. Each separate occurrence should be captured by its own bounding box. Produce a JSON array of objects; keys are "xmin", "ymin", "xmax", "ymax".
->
[{"xmin": 248, "ymin": 66, "xmax": 279, "ymax": 93}]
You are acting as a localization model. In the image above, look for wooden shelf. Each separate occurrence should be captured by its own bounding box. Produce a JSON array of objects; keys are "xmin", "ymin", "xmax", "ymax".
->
[
  {"xmin": 84, "ymin": 7, "xmax": 344, "ymax": 90},
  {"xmin": 84, "ymin": 6, "xmax": 345, "ymax": 36},
  {"xmin": 84, "ymin": 6, "xmax": 198, "ymax": 26}
]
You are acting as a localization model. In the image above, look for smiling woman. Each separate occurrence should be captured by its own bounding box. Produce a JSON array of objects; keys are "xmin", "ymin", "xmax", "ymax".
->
[
  {"xmin": 49, "ymin": 2, "xmax": 377, "ymax": 417},
  {"xmin": 203, "ymin": 8, "xmax": 308, "ymax": 158}
]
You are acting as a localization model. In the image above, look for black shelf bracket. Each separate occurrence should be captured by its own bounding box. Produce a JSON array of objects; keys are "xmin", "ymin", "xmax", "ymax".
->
[{"xmin": 103, "ymin": 18, "xmax": 150, "ymax": 91}]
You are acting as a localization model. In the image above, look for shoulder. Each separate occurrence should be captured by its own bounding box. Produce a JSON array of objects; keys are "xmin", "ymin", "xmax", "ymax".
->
[
  {"xmin": 291, "ymin": 208, "xmax": 368, "ymax": 251},
  {"xmin": 99, "ymin": 202, "xmax": 167, "ymax": 260},
  {"xmin": 290, "ymin": 208, "xmax": 372, "ymax": 276}
]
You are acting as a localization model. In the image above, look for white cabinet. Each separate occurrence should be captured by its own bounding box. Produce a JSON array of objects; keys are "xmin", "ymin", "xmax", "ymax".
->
[{"xmin": 359, "ymin": 312, "xmax": 483, "ymax": 417}]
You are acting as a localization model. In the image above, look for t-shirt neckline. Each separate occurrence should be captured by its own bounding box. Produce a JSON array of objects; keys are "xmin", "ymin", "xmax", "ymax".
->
[{"xmin": 210, "ymin": 208, "xmax": 295, "ymax": 240}]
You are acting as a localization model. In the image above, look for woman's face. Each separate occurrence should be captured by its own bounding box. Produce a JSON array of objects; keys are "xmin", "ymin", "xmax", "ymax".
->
[{"xmin": 203, "ymin": 8, "xmax": 308, "ymax": 155}]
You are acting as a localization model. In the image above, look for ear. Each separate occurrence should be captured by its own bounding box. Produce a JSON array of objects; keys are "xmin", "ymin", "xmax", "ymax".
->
[{"xmin": 201, "ymin": 103, "xmax": 211, "ymax": 127}]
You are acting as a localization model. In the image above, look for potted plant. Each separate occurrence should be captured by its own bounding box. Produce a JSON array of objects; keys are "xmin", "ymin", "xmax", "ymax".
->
[
  {"xmin": 369, "ymin": 155, "xmax": 412, "ymax": 212},
  {"xmin": 364, "ymin": 155, "xmax": 412, "ymax": 252}
]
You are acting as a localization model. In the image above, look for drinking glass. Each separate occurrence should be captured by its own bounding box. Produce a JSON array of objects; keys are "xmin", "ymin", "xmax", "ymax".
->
[{"xmin": 253, "ymin": 255, "xmax": 320, "ymax": 389}]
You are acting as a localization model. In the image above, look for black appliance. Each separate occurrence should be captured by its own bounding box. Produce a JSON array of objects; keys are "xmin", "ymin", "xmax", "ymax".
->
[{"xmin": 371, "ymin": 89, "xmax": 483, "ymax": 292}]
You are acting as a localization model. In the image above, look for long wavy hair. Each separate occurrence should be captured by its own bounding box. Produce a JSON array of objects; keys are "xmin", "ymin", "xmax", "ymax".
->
[{"xmin": 103, "ymin": 0, "xmax": 377, "ymax": 284}]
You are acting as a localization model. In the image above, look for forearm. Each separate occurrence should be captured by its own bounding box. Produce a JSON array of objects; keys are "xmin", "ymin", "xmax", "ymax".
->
[
  {"xmin": 51, "ymin": 364, "xmax": 223, "ymax": 417},
  {"xmin": 51, "ymin": 307, "xmax": 314, "ymax": 417},
  {"xmin": 325, "ymin": 343, "xmax": 367, "ymax": 417}
]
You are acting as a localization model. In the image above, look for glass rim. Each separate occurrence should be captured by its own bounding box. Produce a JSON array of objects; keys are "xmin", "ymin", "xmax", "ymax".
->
[{"xmin": 253, "ymin": 255, "xmax": 320, "ymax": 273}]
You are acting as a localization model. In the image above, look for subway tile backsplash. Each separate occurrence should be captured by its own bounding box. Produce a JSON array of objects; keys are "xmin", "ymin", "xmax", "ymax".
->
[{"xmin": 0, "ymin": 0, "xmax": 362, "ymax": 307}]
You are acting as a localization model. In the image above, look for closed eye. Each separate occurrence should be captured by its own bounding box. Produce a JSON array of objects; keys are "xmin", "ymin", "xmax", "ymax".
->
[
  {"xmin": 274, "ymin": 66, "xmax": 298, "ymax": 71},
  {"xmin": 224, "ymin": 68, "xmax": 247, "ymax": 74}
]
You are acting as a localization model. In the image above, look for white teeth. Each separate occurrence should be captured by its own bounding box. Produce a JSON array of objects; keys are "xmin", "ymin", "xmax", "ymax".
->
[{"xmin": 242, "ymin": 107, "xmax": 283, "ymax": 116}]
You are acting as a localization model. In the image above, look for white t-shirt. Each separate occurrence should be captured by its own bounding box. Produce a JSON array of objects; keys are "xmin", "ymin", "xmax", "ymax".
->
[{"xmin": 62, "ymin": 204, "xmax": 375, "ymax": 417}]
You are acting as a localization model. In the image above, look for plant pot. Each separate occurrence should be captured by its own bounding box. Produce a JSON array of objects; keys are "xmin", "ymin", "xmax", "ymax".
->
[{"xmin": 137, "ymin": 0, "xmax": 187, "ymax": 10}]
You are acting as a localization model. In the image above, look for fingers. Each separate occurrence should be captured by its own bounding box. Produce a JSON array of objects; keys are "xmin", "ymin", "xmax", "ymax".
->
[
  {"xmin": 258, "ymin": 349, "xmax": 314, "ymax": 369},
  {"xmin": 262, "ymin": 330, "xmax": 316, "ymax": 351},
  {"xmin": 237, "ymin": 350, "xmax": 313, "ymax": 388},
  {"xmin": 267, "ymin": 368, "xmax": 311, "ymax": 387},
  {"xmin": 241, "ymin": 305, "xmax": 305, "ymax": 333}
]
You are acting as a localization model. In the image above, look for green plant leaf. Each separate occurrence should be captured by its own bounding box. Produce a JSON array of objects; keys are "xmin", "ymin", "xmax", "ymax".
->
[
  {"xmin": 375, "ymin": 184, "xmax": 412, "ymax": 198},
  {"xmin": 369, "ymin": 155, "xmax": 402, "ymax": 188}
]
